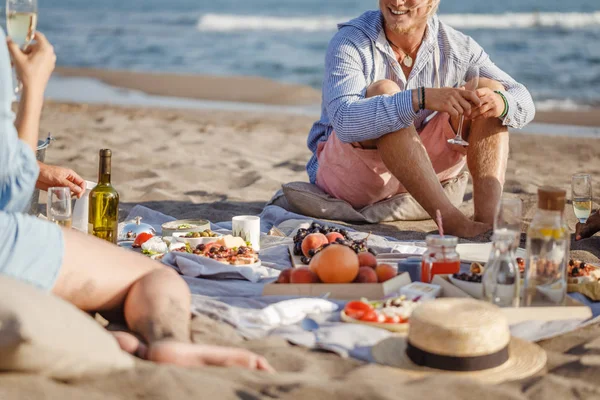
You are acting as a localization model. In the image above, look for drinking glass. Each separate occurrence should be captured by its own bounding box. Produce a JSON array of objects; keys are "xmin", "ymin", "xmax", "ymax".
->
[
  {"xmin": 447, "ymin": 65, "xmax": 479, "ymax": 147},
  {"xmin": 572, "ymin": 174, "xmax": 592, "ymax": 224},
  {"xmin": 494, "ymin": 197, "xmax": 522, "ymax": 249},
  {"xmin": 47, "ymin": 187, "xmax": 73, "ymax": 228},
  {"xmin": 6, "ymin": 0, "xmax": 38, "ymax": 94}
]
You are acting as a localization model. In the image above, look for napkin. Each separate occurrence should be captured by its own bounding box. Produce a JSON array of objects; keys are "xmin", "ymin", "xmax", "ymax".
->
[{"xmin": 162, "ymin": 252, "xmax": 279, "ymax": 283}]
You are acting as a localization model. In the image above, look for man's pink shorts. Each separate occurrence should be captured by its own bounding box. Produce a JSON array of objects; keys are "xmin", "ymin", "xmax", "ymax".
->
[{"xmin": 315, "ymin": 112, "xmax": 466, "ymax": 209}]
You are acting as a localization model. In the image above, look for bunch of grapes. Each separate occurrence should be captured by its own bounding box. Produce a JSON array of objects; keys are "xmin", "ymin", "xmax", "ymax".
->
[{"xmin": 292, "ymin": 222, "xmax": 376, "ymax": 264}]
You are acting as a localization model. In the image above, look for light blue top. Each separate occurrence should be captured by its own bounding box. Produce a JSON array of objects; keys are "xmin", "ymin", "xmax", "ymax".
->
[
  {"xmin": 306, "ymin": 11, "xmax": 535, "ymax": 184},
  {"xmin": 0, "ymin": 30, "xmax": 39, "ymax": 211},
  {"xmin": 0, "ymin": 28, "xmax": 64, "ymax": 291}
]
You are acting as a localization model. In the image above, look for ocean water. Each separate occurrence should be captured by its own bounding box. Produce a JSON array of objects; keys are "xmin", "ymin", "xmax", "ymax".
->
[{"xmin": 34, "ymin": 0, "xmax": 600, "ymax": 108}]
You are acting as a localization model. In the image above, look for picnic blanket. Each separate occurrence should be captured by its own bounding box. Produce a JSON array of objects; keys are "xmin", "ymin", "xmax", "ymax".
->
[{"xmin": 122, "ymin": 204, "xmax": 600, "ymax": 362}]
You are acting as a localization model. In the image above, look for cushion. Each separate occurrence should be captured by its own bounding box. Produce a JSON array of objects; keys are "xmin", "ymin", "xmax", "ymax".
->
[
  {"xmin": 271, "ymin": 171, "xmax": 469, "ymax": 223},
  {"xmin": 0, "ymin": 275, "xmax": 134, "ymax": 380}
]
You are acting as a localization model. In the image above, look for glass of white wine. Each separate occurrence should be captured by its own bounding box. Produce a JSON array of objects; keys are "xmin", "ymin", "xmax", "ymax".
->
[
  {"xmin": 6, "ymin": 0, "xmax": 38, "ymax": 94},
  {"xmin": 47, "ymin": 187, "xmax": 72, "ymax": 228},
  {"xmin": 447, "ymin": 65, "xmax": 479, "ymax": 147},
  {"xmin": 572, "ymin": 174, "xmax": 592, "ymax": 224}
]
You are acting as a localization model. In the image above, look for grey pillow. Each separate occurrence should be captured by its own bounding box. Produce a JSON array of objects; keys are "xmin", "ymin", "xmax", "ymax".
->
[
  {"xmin": 272, "ymin": 171, "xmax": 469, "ymax": 223},
  {"xmin": 0, "ymin": 275, "xmax": 134, "ymax": 380}
]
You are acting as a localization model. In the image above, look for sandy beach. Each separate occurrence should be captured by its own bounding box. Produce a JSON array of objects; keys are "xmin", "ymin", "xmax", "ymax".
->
[
  {"xmin": 40, "ymin": 69, "xmax": 600, "ymax": 259},
  {"xmin": 3, "ymin": 69, "xmax": 599, "ymax": 399}
]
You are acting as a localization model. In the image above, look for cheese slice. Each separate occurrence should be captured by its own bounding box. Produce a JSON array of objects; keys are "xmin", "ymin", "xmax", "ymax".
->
[{"xmin": 216, "ymin": 235, "xmax": 246, "ymax": 249}]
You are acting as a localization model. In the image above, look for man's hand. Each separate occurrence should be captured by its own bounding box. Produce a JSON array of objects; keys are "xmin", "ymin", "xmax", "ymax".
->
[
  {"xmin": 6, "ymin": 31, "xmax": 56, "ymax": 93},
  {"xmin": 575, "ymin": 210, "xmax": 600, "ymax": 241},
  {"xmin": 423, "ymin": 88, "xmax": 481, "ymax": 118},
  {"xmin": 470, "ymin": 88, "xmax": 505, "ymax": 120},
  {"xmin": 36, "ymin": 163, "xmax": 85, "ymax": 198}
]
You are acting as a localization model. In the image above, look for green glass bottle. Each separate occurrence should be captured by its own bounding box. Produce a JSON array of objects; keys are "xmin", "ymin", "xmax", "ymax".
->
[{"xmin": 88, "ymin": 149, "xmax": 119, "ymax": 244}]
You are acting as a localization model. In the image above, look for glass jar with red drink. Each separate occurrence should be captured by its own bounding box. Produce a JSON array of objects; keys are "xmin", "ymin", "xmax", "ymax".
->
[{"xmin": 421, "ymin": 235, "xmax": 461, "ymax": 283}]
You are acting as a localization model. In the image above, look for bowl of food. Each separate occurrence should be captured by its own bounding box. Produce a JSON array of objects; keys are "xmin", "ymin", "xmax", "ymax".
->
[
  {"xmin": 161, "ymin": 219, "xmax": 211, "ymax": 237},
  {"xmin": 172, "ymin": 230, "xmax": 221, "ymax": 247}
]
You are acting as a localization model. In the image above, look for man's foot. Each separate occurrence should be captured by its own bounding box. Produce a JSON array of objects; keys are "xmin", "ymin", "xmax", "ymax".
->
[
  {"xmin": 147, "ymin": 341, "xmax": 275, "ymax": 373},
  {"xmin": 442, "ymin": 212, "xmax": 492, "ymax": 238},
  {"xmin": 576, "ymin": 210, "xmax": 600, "ymax": 241}
]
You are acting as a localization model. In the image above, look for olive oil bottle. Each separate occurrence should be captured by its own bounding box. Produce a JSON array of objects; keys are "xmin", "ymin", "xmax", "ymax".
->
[{"xmin": 89, "ymin": 149, "xmax": 119, "ymax": 243}]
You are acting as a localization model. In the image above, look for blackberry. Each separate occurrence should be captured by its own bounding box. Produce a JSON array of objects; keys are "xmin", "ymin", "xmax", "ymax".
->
[{"xmin": 300, "ymin": 256, "xmax": 311, "ymax": 264}]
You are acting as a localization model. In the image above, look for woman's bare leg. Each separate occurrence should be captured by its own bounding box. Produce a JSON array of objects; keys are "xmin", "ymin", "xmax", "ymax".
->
[{"xmin": 52, "ymin": 228, "xmax": 274, "ymax": 372}]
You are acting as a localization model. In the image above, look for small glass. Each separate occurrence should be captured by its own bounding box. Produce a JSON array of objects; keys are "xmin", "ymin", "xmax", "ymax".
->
[
  {"xmin": 421, "ymin": 235, "xmax": 460, "ymax": 283},
  {"xmin": 482, "ymin": 231, "xmax": 520, "ymax": 308},
  {"xmin": 571, "ymin": 174, "xmax": 592, "ymax": 224},
  {"xmin": 47, "ymin": 187, "xmax": 72, "ymax": 228}
]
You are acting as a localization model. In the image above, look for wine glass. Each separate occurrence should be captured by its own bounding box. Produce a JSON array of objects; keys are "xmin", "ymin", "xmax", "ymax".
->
[
  {"xmin": 6, "ymin": 0, "xmax": 38, "ymax": 94},
  {"xmin": 47, "ymin": 187, "xmax": 73, "ymax": 228},
  {"xmin": 494, "ymin": 197, "xmax": 522, "ymax": 249},
  {"xmin": 572, "ymin": 174, "xmax": 592, "ymax": 224},
  {"xmin": 447, "ymin": 65, "xmax": 479, "ymax": 146}
]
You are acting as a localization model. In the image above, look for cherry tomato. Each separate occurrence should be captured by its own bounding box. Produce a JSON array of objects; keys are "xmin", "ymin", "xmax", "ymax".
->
[
  {"xmin": 384, "ymin": 315, "xmax": 400, "ymax": 324},
  {"xmin": 360, "ymin": 310, "xmax": 381, "ymax": 323},
  {"xmin": 133, "ymin": 232, "xmax": 153, "ymax": 248},
  {"xmin": 344, "ymin": 301, "xmax": 373, "ymax": 320}
]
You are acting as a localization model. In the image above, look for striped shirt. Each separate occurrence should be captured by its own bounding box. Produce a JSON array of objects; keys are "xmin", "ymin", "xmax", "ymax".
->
[{"xmin": 306, "ymin": 10, "xmax": 535, "ymax": 184}]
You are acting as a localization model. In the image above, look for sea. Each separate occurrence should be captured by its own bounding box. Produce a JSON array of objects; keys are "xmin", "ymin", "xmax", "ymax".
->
[{"xmin": 32, "ymin": 0, "xmax": 600, "ymax": 110}]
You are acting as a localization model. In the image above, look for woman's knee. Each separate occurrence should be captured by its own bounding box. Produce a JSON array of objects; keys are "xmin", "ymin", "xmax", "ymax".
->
[{"xmin": 366, "ymin": 79, "xmax": 401, "ymax": 98}]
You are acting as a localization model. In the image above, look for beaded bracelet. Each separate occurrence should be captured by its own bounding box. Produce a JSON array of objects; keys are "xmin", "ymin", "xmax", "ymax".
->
[
  {"xmin": 494, "ymin": 90, "xmax": 509, "ymax": 118},
  {"xmin": 421, "ymin": 86, "xmax": 426, "ymax": 110}
]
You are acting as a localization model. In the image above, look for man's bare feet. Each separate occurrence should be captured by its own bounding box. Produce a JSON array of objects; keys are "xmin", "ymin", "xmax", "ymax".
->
[
  {"xmin": 576, "ymin": 210, "xmax": 600, "ymax": 241},
  {"xmin": 441, "ymin": 211, "xmax": 492, "ymax": 238},
  {"xmin": 147, "ymin": 341, "xmax": 275, "ymax": 373}
]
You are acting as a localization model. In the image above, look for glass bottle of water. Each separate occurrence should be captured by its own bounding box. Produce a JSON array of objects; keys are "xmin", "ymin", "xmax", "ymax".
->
[
  {"xmin": 483, "ymin": 230, "xmax": 520, "ymax": 307},
  {"xmin": 521, "ymin": 187, "xmax": 569, "ymax": 307}
]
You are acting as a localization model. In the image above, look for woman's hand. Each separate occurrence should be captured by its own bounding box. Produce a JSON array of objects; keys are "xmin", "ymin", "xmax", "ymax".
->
[
  {"xmin": 6, "ymin": 31, "xmax": 56, "ymax": 94},
  {"xmin": 424, "ymin": 87, "xmax": 481, "ymax": 118},
  {"xmin": 36, "ymin": 162, "xmax": 85, "ymax": 198}
]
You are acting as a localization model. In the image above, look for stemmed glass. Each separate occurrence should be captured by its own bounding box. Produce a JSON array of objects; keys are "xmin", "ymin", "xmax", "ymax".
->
[
  {"xmin": 47, "ymin": 187, "xmax": 72, "ymax": 228},
  {"xmin": 447, "ymin": 65, "xmax": 479, "ymax": 146},
  {"xmin": 572, "ymin": 174, "xmax": 592, "ymax": 224},
  {"xmin": 6, "ymin": 0, "xmax": 38, "ymax": 94}
]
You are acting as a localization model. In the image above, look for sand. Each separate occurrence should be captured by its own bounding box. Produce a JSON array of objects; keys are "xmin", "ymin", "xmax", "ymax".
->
[{"xmin": 5, "ymin": 69, "xmax": 600, "ymax": 398}]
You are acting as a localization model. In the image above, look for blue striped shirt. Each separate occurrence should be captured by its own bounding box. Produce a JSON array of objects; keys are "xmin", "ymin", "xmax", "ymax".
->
[{"xmin": 306, "ymin": 10, "xmax": 535, "ymax": 184}]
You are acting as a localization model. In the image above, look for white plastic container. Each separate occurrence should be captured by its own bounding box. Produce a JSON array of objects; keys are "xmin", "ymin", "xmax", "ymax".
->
[{"xmin": 72, "ymin": 181, "xmax": 97, "ymax": 233}]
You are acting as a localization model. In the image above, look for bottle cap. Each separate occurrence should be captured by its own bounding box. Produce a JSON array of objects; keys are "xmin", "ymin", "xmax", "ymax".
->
[
  {"xmin": 99, "ymin": 149, "xmax": 112, "ymax": 157},
  {"xmin": 425, "ymin": 234, "xmax": 458, "ymax": 248},
  {"xmin": 537, "ymin": 186, "xmax": 566, "ymax": 212}
]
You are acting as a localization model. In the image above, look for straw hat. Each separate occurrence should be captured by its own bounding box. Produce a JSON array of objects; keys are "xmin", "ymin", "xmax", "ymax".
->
[{"xmin": 372, "ymin": 298, "xmax": 546, "ymax": 384}]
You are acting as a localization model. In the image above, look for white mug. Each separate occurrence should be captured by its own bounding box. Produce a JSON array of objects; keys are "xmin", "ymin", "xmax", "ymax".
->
[{"xmin": 232, "ymin": 215, "xmax": 260, "ymax": 252}]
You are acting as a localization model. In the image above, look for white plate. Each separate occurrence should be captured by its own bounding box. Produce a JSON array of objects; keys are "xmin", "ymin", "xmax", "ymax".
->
[
  {"xmin": 172, "ymin": 232, "xmax": 222, "ymax": 247},
  {"xmin": 456, "ymin": 243, "xmax": 526, "ymax": 264}
]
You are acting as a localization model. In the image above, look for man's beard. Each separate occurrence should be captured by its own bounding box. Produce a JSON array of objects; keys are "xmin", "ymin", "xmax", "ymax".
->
[{"xmin": 386, "ymin": 20, "xmax": 419, "ymax": 35}]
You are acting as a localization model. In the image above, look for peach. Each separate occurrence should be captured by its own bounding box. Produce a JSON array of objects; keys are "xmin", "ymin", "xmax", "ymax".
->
[
  {"xmin": 325, "ymin": 232, "xmax": 344, "ymax": 244},
  {"xmin": 355, "ymin": 266, "xmax": 378, "ymax": 283},
  {"xmin": 357, "ymin": 252, "xmax": 377, "ymax": 269},
  {"xmin": 301, "ymin": 233, "xmax": 328, "ymax": 257},
  {"xmin": 375, "ymin": 263, "xmax": 398, "ymax": 283},
  {"xmin": 276, "ymin": 269, "xmax": 292, "ymax": 284},
  {"xmin": 310, "ymin": 245, "xmax": 359, "ymax": 284},
  {"xmin": 290, "ymin": 267, "xmax": 319, "ymax": 284}
]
